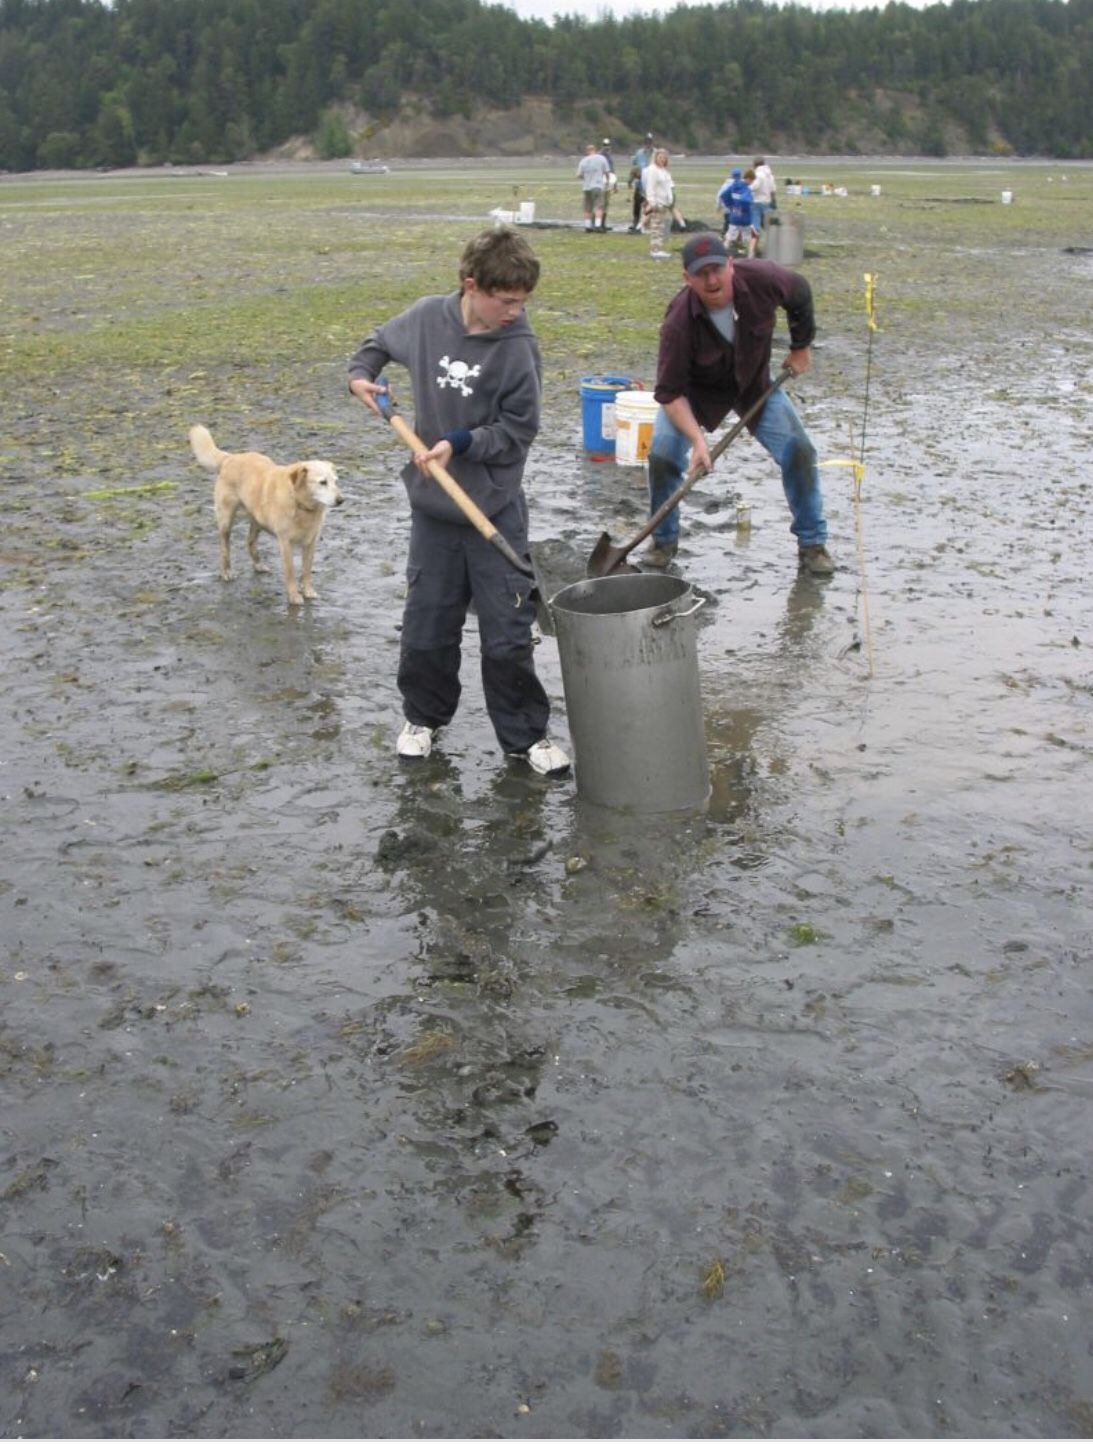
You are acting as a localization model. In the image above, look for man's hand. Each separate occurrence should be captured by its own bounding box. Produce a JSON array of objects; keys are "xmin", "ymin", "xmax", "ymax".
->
[
  {"xmin": 663, "ymin": 396, "xmax": 709, "ymax": 475},
  {"xmin": 689, "ymin": 435, "xmax": 714, "ymax": 476},
  {"xmin": 784, "ymin": 346, "xmax": 812, "ymax": 377}
]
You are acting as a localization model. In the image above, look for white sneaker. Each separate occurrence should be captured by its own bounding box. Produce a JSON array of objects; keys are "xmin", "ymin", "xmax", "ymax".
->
[
  {"xmin": 397, "ymin": 721, "xmax": 435, "ymax": 759},
  {"xmin": 518, "ymin": 737, "xmax": 570, "ymax": 777},
  {"xmin": 650, "ymin": 249, "xmax": 671, "ymax": 259}
]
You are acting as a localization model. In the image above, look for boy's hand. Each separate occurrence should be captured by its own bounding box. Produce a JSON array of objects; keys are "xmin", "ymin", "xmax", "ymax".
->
[
  {"xmin": 413, "ymin": 439, "xmax": 453, "ymax": 475},
  {"xmin": 349, "ymin": 378, "xmax": 390, "ymax": 417}
]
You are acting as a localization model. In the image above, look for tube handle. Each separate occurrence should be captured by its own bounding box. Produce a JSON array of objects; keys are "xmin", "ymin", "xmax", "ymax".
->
[{"xmin": 652, "ymin": 596, "xmax": 707, "ymax": 628}]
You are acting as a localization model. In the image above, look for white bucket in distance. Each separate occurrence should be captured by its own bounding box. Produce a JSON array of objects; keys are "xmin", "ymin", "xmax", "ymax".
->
[
  {"xmin": 614, "ymin": 391, "xmax": 660, "ymax": 467},
  {"xmin": 1001, "ymin": 190, "xmax": 1013, "ymax": 204},
  {"xmin": 871, "ymin": 184, "xmax": 882, "ymax": 197},
  {"xmin": 550, "ymin": 573, "xmax": 710, "ymax": 812},
  {"xmin": 518, "ymin": 200, "xmax": 536, "ymax": 223}
]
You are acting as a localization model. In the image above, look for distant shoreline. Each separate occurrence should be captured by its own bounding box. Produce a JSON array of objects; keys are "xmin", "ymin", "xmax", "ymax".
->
[{"xmin": 3, "ymin": 154, "xmax": 1086, "ymax": 185}]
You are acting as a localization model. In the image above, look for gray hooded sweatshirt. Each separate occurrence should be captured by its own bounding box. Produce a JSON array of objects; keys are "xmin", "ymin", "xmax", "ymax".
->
[{"xmin": 348, "ymin": 292, "xmax": 541, "ymax": 527}]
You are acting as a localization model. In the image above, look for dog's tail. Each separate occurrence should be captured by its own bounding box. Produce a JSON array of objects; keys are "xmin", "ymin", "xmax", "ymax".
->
[{"xmin": 188, "ymin": 424, "xmax": 228, "ymax": 473}]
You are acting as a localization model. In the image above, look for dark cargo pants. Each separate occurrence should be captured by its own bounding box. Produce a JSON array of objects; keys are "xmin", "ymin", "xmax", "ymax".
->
[{"xmin": 398, "ymin": 504, "xmax": 550, "ymax": 755}]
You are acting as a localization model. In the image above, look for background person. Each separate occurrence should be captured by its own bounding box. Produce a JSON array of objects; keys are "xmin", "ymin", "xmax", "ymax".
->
[
  {"xmin": 347, "ymin": 226, "xmax": 570, "ymax": 776},
  {"xmin": 750, "ymin": 155, "xmax": 777, "ymax": 244},
  {"xmin": 628, "ymin": 132, "xmax": 655, "ymax": 232},
  {"xmin": 641, "ymin": 147, "xmax": 675, "ymax": 260},
  {"xmin": 577, "ymin": 143, "xmax": 611, "ymax": 232},
  {"xmin": 599, "ymin": 137, "xmax": 617, "ymax": 228},
  {"xmin": 717, "ymin": 166, "xmax": 754, "ymax": 255},
  {"xmin": 643, "ymin": 233, "xmax": 834, "ymax": 577},
  {"xmin": 743, "ymin": 167, "xmax": 762, "ymax": 255}
]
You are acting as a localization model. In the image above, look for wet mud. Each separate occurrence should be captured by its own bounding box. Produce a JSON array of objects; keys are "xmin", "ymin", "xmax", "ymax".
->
[{"xmin": 3, "ymin": 165, "xmax": 1093, "ymax": 1437}]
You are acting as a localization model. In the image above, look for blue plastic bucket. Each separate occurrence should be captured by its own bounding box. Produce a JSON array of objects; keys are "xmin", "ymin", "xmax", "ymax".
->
[{"xmin": 580, "ymin": 374, "xmax": 639, "ymax": 461}]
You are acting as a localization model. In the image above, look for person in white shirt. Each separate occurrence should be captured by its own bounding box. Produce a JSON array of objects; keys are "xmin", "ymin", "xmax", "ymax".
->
[
  {"xmin": 577, "ymin": 144, "xmax": 611, "ymax": 232},
  {"xmin": 641, "ymin": 148, "xmax": 675, "ymax": 260},
  {"xmin": 599, "ymin": 138, "xmax": 617, "ymax": 229},
  {"xmin": 750, "ymin": 157, "xmax": 777, "ymax": 242}
]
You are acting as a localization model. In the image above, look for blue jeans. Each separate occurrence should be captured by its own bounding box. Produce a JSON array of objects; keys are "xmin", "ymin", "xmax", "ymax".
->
[{"xmin": 647, "ymin": 388, "xmax": 827, "ymax": 549}]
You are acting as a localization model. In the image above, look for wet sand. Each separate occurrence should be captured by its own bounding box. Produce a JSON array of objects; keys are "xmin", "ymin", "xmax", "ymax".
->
[{"xmin": 2, "ymin": 162, "xmax": 1093, "ymax": 1437}]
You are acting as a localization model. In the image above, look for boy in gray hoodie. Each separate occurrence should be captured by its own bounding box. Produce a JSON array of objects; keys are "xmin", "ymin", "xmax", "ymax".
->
[{"xmin": 348, "ymin": 226, "xmax": 569, "ymax": 776}]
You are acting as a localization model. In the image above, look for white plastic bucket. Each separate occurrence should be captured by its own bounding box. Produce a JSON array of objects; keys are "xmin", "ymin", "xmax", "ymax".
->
[
  {"xmin": 615, "ymin": 391, "xmax": 660, "ymax": 467},
  {"xmin": 518, "ymin": 200, "xmax": 536, "ymax": 223},
  {"xmin": 1001, "ymin": 190, "xmax": 1013, "ymax": 205},
  {"xmin": 871, "ymin": 184, "xmax": 882, "ymax": 197}
]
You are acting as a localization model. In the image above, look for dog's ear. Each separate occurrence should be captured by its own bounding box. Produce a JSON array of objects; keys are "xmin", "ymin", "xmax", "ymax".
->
[{"xmin": 289, "ymin": 464, "xmax": 310, "ymax": 489}]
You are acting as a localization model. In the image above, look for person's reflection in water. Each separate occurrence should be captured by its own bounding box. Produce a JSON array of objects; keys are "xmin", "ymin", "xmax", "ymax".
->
[
  {"xmin": 376, "ymin": 757, "xmax": 554, "ymax": 968},
  {"xmin": 706, "ymin": 571, "xmax": 829, "ymax": 831},
  {"xmin": 777, "ymin": 570, "xmax": 829, "ymax": 652},
  {"xmin": 368, "ymin": 757, "xmax": 564, "ymax": 1247}
]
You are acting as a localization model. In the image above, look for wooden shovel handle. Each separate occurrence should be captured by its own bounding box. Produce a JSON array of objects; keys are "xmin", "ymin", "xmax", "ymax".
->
[
  {"xmin": 639, "ymin": 367, "xmax": 792, "ymax": 549},
  {"xmin": 696, "ymin": 366, "xmax": 792, "ymax": 476},
  {"xmin": 387, "ymin": 415, "xmax": 496, "ymax": 535},
  {"xmin": 382, "ymin": 407, "xmax": 534, "ymax": 578}
]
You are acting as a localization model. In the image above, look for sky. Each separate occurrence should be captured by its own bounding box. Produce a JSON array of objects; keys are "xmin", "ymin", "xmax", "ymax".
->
[{"xmin": 500, "ymin": 0, "xmax": 938, "ymax": 18}]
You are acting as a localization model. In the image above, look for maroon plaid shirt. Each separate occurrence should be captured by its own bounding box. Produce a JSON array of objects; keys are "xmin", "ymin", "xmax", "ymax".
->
[{"xmin": 654, "ymin": 260, "xmax": 816, "ymax": 431}]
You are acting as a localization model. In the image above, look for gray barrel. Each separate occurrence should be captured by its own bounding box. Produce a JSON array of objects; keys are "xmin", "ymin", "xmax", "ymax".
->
[
  {"xmin": 764, "ymin": 211, "xmax": 804, "ymax": 265},
  {"xmin": 550, "ymin": 573, "xmax": 709, "ymax": 811}
]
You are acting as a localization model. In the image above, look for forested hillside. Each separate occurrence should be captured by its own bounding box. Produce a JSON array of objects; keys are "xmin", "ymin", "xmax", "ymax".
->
[{"xmin": 1, "ymin": 0, "xmax": 1090, "ymax": 171}]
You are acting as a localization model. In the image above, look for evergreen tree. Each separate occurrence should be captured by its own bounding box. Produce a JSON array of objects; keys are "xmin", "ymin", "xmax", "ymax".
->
[{"xmin": 0, "ymin": 0, "xmax": 1091, "ymax": 170}]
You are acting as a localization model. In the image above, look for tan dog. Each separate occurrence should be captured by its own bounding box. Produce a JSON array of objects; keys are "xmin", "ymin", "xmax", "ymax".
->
[{"xmin": 189, "ymin": 425, "xmax": 343, "ymax": 606}]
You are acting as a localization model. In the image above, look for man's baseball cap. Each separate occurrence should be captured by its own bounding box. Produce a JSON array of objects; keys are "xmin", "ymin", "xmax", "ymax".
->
[
  {"xmin": 681, "ymin": 234, "xmax": 730, "ymax": 274},
  {"xmin": 731, "ymin": 167, "xmax": 743, "ymax": 178}
]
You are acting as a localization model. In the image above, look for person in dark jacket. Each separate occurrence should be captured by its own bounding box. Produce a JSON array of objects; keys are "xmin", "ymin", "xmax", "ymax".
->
[
  {"xmin": 644, "ymin": 233, "xmax": 834, "ymax": 575},
  {"xmin": 628, "ymin": 132, "xmax": 655, "ymax": 232},
  {"xmin": 348, "ymin": 227, "xmax": 569, "ymax": 774}
]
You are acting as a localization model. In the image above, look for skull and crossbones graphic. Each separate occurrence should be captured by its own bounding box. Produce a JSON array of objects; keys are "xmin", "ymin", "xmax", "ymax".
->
[{"xmin": 436, "ymin": 356, "xmax": 481, "ymax": 397}]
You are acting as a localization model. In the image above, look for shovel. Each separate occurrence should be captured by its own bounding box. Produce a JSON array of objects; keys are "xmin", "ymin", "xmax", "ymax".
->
[
  {"xmin": 585, "ymin": 367, "xmax": 792, "ymax": 577},
  {"xmin": 375, "ymin": 384, "xmax": 535, "ymax": 579}
]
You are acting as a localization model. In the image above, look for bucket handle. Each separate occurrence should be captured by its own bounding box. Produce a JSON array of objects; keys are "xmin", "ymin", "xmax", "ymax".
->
[{"xmin": 652, "ymin": 596, "xmax": 706, "ymax": 628}]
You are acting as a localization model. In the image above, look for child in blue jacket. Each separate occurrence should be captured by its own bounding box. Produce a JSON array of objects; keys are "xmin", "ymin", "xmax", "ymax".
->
[{"xmin": 717, "ymin": 167, "xmax": 756, "ymax": 256}]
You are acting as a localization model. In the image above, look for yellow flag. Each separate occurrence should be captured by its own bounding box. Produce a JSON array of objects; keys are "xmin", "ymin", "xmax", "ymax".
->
[{"xmin": 864, "ymin": 273, "xmax": 879, "ymax": 333}]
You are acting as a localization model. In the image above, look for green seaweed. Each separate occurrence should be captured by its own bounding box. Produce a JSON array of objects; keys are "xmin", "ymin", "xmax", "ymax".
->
[
  {"xmin": 84, "ymin": 480, "xmax": 177, "ymax": 499},
  {"xmin": 3, "ymin": 160, "xmax": 1087, "ymax": 492}
]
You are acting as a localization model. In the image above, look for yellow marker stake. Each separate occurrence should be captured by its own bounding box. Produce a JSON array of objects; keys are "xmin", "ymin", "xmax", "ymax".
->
[{"xmin": 864, "ymin": 272, "xmax": 879, "ymax": 333}]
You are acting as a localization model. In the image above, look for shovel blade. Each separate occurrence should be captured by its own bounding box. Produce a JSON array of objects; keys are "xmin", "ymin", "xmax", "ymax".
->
[{"xmin": 586, "ymin": 531, "xmax": 640, "ymax": 578}]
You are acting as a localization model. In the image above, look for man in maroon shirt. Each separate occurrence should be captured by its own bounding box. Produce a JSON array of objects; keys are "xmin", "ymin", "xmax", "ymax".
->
[{"xmin": 645, "ymin": 233, "xmax": 834, "ymax": 575}]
